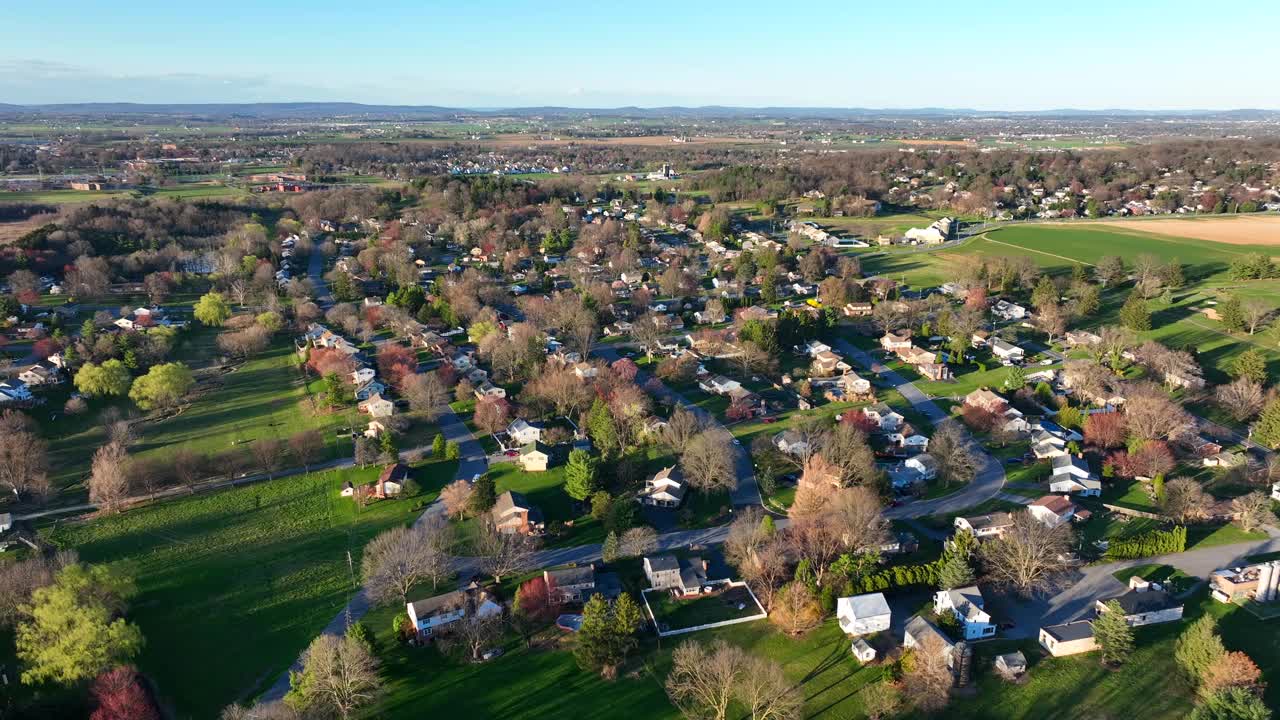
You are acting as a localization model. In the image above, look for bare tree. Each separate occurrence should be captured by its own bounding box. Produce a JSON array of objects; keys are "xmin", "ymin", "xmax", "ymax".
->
[
  {"xmin": 928, "ymin": 423, "xmax": 981, "ymax": 486},
  {"xmin": 475, "ymin": 522, "xmax": 537, "ymax": 582},
  {"xmin": 631, "ymin": 313, "xmax": 665, "ymax": 360},
  {"xmin": 821, "ymin": 423, "xmax": 880, "ymax": 487},
  {"xmin": 902, "ymin": 636, "xmax": 953, "ymax": 713},
  {"xmin": 860, "ymin": 680, "xmax": 904, "ymax": 720},
  {"xmin": 725, "ymin": 506, "xmax": 771, "ymax": 571},
  {"xmin": 172, "ymin": 447, "xmax": 206, "ymax": 491},
  {"xmin": 89, "ymin": 441, "xmax": 131, "ymax": 513},
  {"xmin": 680, "ymin": 431, "xmax": 737, "ymax": 493},
  {"xmin": 741, "ymin": 538, "xmax": 789, "ymax": 612},
  {"xmin": 1241, "ymin": 298, "xmax": 1272, "ymax": 335},
  {"xmin": 447, "ymin": 613, "xmax": 506, "ymax": 663},
  {"xmin": 251, "ymin": 438, "xmax": 285, "ymax": 479},
  {"xmin": 827, "ymin": 486, "xmax": 891, "ymax": 552},
  {"xmin": 401, "ymin": 372, "xmax": 446, "ymax": 421},
  {"xmin": 769, "ymin": 583, "xmax": 822, "ymax": 636},
  {"xmin": 1215, "ymin": 377, "xmax": 1264, "ymax": 422},
  {"xmin": 440, "ymin": 480, "xmax": 474, "ymax": 519},
  {"xmin": 0, "ymin": 410, "xmax": 49, "ymax": 502},
  {"xmin": 287, "ymin": 633, "xmax": 380, "ymax": 720},
  {"xmin": 1124, "ymin": 383, "xmax": 1195, "ymax": 443},
  {"xmin": 663, "ymin": 407, "xmax": 706, "ymax": 454},
  {"xmin": 1162, "ymin": 477, "xmax": 1210, "ymax": 523},
  {"xmin": 288, "ymin": 430, "xmax": 325, "ymax": 472},
  {"xmin": 737, "ymin": 654, "xmax": 802, "ymax": 720},
  {"xmin": 1231, "ymin": 492, "xmax": 1272, "ymax": 533},
  {"xmin": 980, "ymin": 511, "xmax": 1075, "ymax": 595},
  {"xmin": 363, "ymin": 520, "xmax": 453, "ymax": 605},
  {"xmin": 619, "ymin": 526, "xmax": 659, "ymax": 558},
  {"xmin": 0, "ymin": 551, "xmax": 77, "ymax": 628},
  {"xmin": 665, "ymin": 640, "xmax": 745, "ymax": 720}
]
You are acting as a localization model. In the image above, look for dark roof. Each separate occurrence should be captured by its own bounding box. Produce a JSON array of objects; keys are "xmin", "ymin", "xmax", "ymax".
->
[
  {"xmin": 546, "ymin": 566, "xmax": 595, "ymax": 587},
  {"xmin": 645, "ymin": 554, "xmax": 680, "ymax": 572},
  {"xmin": 1041, "ymin": 620, "xmax": 1095, "ymax": 642},
  {"xmin": 408, "ymin": 589, "xmax": 466, "ymax": 618},
  {"xmin": 1108, "ymin": 588, "xmax": 1181, "ymax": 615},
  {"xmin": 379, "ymin": 463, "xmax": 409, "ymax": 484}
]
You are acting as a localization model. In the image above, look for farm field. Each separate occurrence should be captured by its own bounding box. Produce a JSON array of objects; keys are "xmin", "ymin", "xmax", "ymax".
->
[
  {"xmin": 46, "ymin": 459, "xmax": 457, "ymax": 719},
  {"xmin": 1080, "ymin": 214, "xmax": 1280, "ymax": 245}
]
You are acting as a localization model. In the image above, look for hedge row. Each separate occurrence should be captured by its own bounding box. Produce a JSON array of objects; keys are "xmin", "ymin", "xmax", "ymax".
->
[{"xmin": 1105, "ymin": 525, "xmax": 1186, "ymax": 560}]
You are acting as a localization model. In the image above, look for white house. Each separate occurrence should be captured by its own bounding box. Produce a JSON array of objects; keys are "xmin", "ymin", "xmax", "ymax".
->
[
  {"xmin": 991, "ymin": 339, "xmax": 1025, "ymax": 362},
  {"xmin": 773, "ymin": 430, "xmax": 811, "ymax": 457},
  {"xmin": 699, "ymin": 375, "xmax": 742, "ymax": 396},
  {"xmin": 802, "ymin": 339, "xmax": 832, "ymax": 357},
  {"xmin": 1271, "ymin": 482, "xmax": 1280, "ymax": 503},
  {"xmin": 637, "ymin": 466, "xmax": 686, "ymax": 508},
  {"xmin": 406, "ymin": 586, "xmax": 503, "ymax": 639},
  {"xmin": 839, "ymin": 372, "xmax": 872, "ymax": 396},
  {"xmin": 351, "ymin": 366, "xmax": 377, "ymax": 386},
  {"xmin": 862, "ymin": 403, "xmax": 904, "ymax": 432},
  {"xmin": 851, "ymin": 637, "xmax": 876, "ymax": 663},
  {"xmin": 905, "ymin": 454, "xmax": 938, "ymax": 481},
  {"xmin": 1028, "ymin": 495, "xmax": 1088, "ymax": 528},
  {"xmin": 836, "ymin": 593, "xmax": 891, "ymax": 636},
  {"xmin": 358, "ymin": 393, "xmax": 395, "ymax": 418},
  {"xmin": 507, "ymin": 418, "xmax": 543, "ymax": 446},
  {"xmin": 1049, "ymin": 454, "xmax": 1101, "ymax": 496},
  {"xmin": 903, "ymin": 615, "xmax": 955, "ymax": 667},
  {"xmin": 992, "ymin": 300, "xmax": 1027, "ymax": 321},
  {"xmin": 954, "ymin": 512, "xmax": 1015, "ymax": 539},
  {"xmin": 934, "ymin": 585, "xmax": 996, "ymax": 640},
  {"xmin": 1096, "ymin": 577, "xmax": 1185, "ymax": 627}
]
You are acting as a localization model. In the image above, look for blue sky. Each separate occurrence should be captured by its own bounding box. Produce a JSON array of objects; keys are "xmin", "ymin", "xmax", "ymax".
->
[{"xmin": 4, "ymin": 0, "xmax": 1279, "ymax": 109}]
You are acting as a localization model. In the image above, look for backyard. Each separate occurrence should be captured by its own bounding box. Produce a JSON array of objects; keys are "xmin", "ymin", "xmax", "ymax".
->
[{"xmin": 644, "ymin": 584, "xmax": 765, "ymax": 633}]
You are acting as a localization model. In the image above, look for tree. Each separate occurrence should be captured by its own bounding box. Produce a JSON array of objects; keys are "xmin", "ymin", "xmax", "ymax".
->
[
  {"xmin": 441, "ymin": 480, "xmax": 474, "ymax": 519},
  {"xmin": 665, "ymin": 639, "xmax": 744, "ymax": 720},
  {"xmin": 602, "ymin": 531, "xmax": 620, "ymax": 563},
  {"xmin": 1097, "ymin": 256, "xmax": 1125, "ymax": 287},
  {"xmin": 286, "ymin": 632, "xmax": 380, "ymax": 720},
  {"xmin": 401, "ymin": 372, "xmax": 446, "ymax": 420},
  {"xmin": 1119, "ymin": 292, "xmax": 1152, "ymax": 331},
  {"xmin": 0, "ymin": 410, "xmax": 49, "ymax": 502},
  {"xmin": 901, "ymin": 638, "xmax": 953, "ymax": 713},
  {"xmin": 89, "ymin": 441, "xmax": 131, "ymax": 513},
  {"xmin": 1218, "ymin": 296, "xmax": 1245, "ymax": 333},
  {"xmin": 1189, "ymin": 688, "xmax": 1271, "ymax": 720},
  {"xmin": 89, "ymin": 665, "xmax": 160, "ymax": 720},
  {"xmin": 449, "ymin": 613, "xmax": 506, "ymax": 663},
  {"xmin": 1124, "ymin": 383, "xmax": 1194, "ymax": 443},
  {"xmin": 938, "ymin": 550, "xmax": 975, "ymax": 590},
  {"xmin": 737, "ymin": 654, "xmax": 802, "ymax": 720},
  {"xmin": 473, "ymin": 397, "xmax": 510, "ymax": 436},
  {"xmin": 980, "ymin": 511, "xmax": 1074, "ymax": 595},
  {"xmin": 770, "ymin": 583, "xmax": 822, "ymax": 636},
  {"xmin": 860, "ymin": 680, "xmax": 904, "ymax": 720},
  {"xmin": 1215, "ymin": 377, "xmax": 1265, "ymax": 422},
  {"xmin": 469, "ymin": 474, "xmax": 496, "ymax": 514},
  {"xmin": 1202, "ymin": 651, "xmax": 1263, "ymax": 696},
  {"xmin": 1093, "ymin": 600, "xmax": 1135, "ymax": 666},
  {"xmin": 681, "ymin": 431, "xmax": 737, "ymax": 493},
  {"xmin": 1175, "ymin": 615, "xmax": 1226, "ymax": 684},
  {"xmin": 1231, "ymin": 492, "xmax": 1272, "ymax": 533},
  {"xmin": 16, "ymin": 563, "xmax": 143, "ymax": 685},
  {"xmin": 1083, "ymin": 411, "xmax": 1127, "ymax": 448},
  {"xmin": 194, "ymin": 291, "xmax": 233, "ymax": 327},
  {"xmin": 1162, "ymin": 477, "xmax": 1210, "ymax": 523},
  {"xmin": 474, "ymin": 522, "xmax": 536, "ymax": 583},
  {"xmin": 129, "ymin": 362, "xmax": 194, "ymax": 410},
  {"xmin": 516, "ymin": 575, "xmax": 562, "ymax": 627},
  {"xmin": 619, "ymin": 526, "xmax": 659, "ymax": 559},
  {"xmin": 75, "ymin": 359, "xmax": 133, "ymax": 397},
  {"xmin": 288, "ymin": 430, "xmax": 324, "ymax": 471},
  {"xmin": 250, "ymin": 437, "xmax": 284, "ymax": 480},
  {"xmin": 375, "ymin": 344, "xmax": 418, "ymax": 389},
  {"xmin": 432, "ymin": 433, "xmax": 446, "ymax": 458},
  {"xmin": 564, "ymin": 449, "xmax": 598, "ymax": 501},
  {"xmin": 363, "ymin": 520, "xmax": 452, "ymax": 605},
  {"xmin": 1254, "ymin": 396, "xmax": 1280, "ymax": 450},
  {"xmin": 575, "ymin": 594, "xmax": 633, "ymax": 677},
  {"xmin": 1230, "ymin": 349, "xmax": 1269, "ymax": 385},
  {"xmin": 928, "ymin": 423, "xmax": 980, "ymax": 486}
]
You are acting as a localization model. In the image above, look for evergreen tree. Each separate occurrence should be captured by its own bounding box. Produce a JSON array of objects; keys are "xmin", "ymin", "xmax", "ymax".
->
[
  {"xmin": 1230, "ymin": 349, "xmax": 1268, "ymax": 385},
  {"xmin": 937, "ymin": 552, "xmax": 975, "ymax": 590},
  {"xmin": 611, "ymin": 593, "xmax": 645, "ymax": 662},
  {"xmin": 468, "ymin": 475, "xmax": 496, "ymax": 514},
  {"xmin": 432, "ymin": 433, "xmax": 446, "ymax": 458},
  {"xmin": 760, "ymin": 515, "xmax": 776, "ymax": 537},
  {"xmin": 1031, "ymin": 275, "xmax": 1058, "ymax": 309},
  {"xmin": 1253, "ymin": 396, "xmax": 1280, "ymax": 450},
  {"xmin": 1119, "ymin": 293, "xmax": 1152, "ymax": 331},
  {"xmin": 1218, "ymin": 296, "xmax": 1245, "ymax": 332},
  {"xmin": 586, "ymin": 398, "xmax": 618, "ymax": 455},
  {"xmin": 1189, "ymin": 688, "xmax": 1271, "ymax": 720},
  {"xmin": 602, "ymin": 531, "xmax": 620, "ymax": 563},
  {"xmin": 564, "ymin": 449, "xmax": 598, "ymax": 501},
  {"xmin": 1175, "ymin": 615, "xmax": 1225, "ymax": 683},
  {"xmin": 574, "ymin": 595, "xmax": 627, "ymax": 675},
  {"xmin": 1093, "ymin": 600, "xmax": 1134, "ymax": 666}
]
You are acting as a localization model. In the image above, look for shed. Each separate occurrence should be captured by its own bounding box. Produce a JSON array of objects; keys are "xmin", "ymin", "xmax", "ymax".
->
[
  {"xmin": 995, "ymin": 650, "xmax": 1027, "ymax": 678},
  {"xmin": 851, "ymin": 637, "xmax": 876, "ymax": 663}
]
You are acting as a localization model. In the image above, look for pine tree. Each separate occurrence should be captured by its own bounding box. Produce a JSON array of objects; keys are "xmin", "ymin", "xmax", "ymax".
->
[
  {"xmin": 1119, "ymin": 293, "xmax": 1152, "ymax": 331},
  {"xmin": 760, "ymin": 515, "xmax": 776, "ymax": 537},
  {"xmin": 1230, "ymin": 349, "xmax": 1268, "ymax": 385},
  {"xmin": 564, "ymin": 449, "xmax": 598, "ymax": 501},
  {"xmin": 1218, "ymin": 296, "xmax": 1245, "ymax": 332},
  {"xmin": 468, "ymin": 475, "xmax": 496, "ymax": 514},
  {"xmin": 1253, "ymin": 396, "xmax": 1280, "ymax": 450},
  {"xmin": 586, "ymin": 398, "xmax": 617, "ymax": 456},
  {"xmin": 1032, "ymin": 275, "xmax": 1058, "ymax": 309},
  {"xmin": 937, "ymin": 552, "xmax": 975, "ymax": 590},
  {"xmin": 611, "ymin": 593, "xmax": 645, "ymax": 662},
  {"xmin": 1093, "ymin": 600, "xmax": 1134, "ymax": 666},
  {"xmin": 602, "ymin": 531, "xmax": 620, "ymax": 563},
  {"xmin": 432, "ymin": 434, "xmax": 446, "ymax": 458},
  {"xmin": 1175, "ymin": 615, "xmax": 1225, "ymax": 683},
  {"xmin": 574, "ymin": 595, "xmax": 626, "ymax": 675}
]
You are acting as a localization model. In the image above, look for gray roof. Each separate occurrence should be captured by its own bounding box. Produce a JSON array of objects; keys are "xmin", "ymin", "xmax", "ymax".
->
[
  {"xmin": 646, "ymin": 554, "xmax": 680, "ymax": 572},
  {"xmin": 546, "ymin": 566, "xmax": 595, "ymax": 587},
  {"xmin": 838, "ymin": 592, "xmax": 891, "ymax": 619},
  {"xmin": 905, "ymin": 615, "xmax": 953, "ymax": 648},
  {"xmin": 1108, "ymin": 588, "xmax": 1181, "ymax": 615},
  {"xmin": 1042, "ymin": 620, "xmax": 1095, "ymax": 642},
  {"xmin": 408, "ymin": 589, "xmax": 466, "ymax": 618}
]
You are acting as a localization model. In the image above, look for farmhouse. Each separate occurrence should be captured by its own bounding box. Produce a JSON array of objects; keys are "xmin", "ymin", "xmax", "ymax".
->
[{"xmin": 836, "ymin": 593, "xmax": 891, "ymax": 636}]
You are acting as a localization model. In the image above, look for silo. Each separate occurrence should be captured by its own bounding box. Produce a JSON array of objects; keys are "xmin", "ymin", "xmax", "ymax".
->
[
  {"xmin": 1258, "ymin": 562, "xmax": 1275, "ymax": 603},
  {"xmin": 1269, "ymin": 561, "xmax": 1280, "ymax": 602}
]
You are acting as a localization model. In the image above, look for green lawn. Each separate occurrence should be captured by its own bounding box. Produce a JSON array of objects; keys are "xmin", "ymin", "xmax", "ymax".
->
[
  {"xmin": 483, "ymin": 463, "xmax": 606, "ymax": 547},
  {"xmin": 644, "ymin": 585, "xmax": 764, "ymax": 632},
  {"xmin": 46, "ymin": 459, "xmax": 457, "ymax": 719}
]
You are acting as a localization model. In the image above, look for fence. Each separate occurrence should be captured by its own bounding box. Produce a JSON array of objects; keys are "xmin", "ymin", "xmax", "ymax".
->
[
  {"xmin": 1102, "ymin": 503, "xmax": 1163, "ymax": 520},
  {"xmin": 642, "ymin": 581, "xmax": 769, "ymax": 638}
]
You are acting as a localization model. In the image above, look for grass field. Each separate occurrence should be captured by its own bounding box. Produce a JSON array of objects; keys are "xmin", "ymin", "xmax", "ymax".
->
[
  {"xmin": 644, "ymin": 585, "xmax": 764, "ymax": 632},
  {"xmin": 481, "ymin": 463, "xmax": 606, "ymax": 547},
  {"xmin": 46, "ymin": 459, "xmax": 457, "ymax": 719}
]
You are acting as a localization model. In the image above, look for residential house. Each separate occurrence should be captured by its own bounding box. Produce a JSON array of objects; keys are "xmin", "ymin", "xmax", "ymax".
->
[
  {"xmin": 405, "ymin": 585, "xmax": 503, "ymax": 639},
  {"xmin": 802, "ymin": 339, "xmax": 833, "ymax": 357},
  {"xmin": 1049, "ymin": 455, "xmax": 1101, "ymax": 496},
  {"xmin": 897, "ymin": 346, "xmax": 937, "ymax": 366},
  {"xmin": 843, "ymin": 301, "xmax": 874, "ymax": 317},
  {"xmin": 354, "ymin": 379, "xmax": 386, "ymax": 401},
  {"xmin": 839, "ymin": 372, "xmax": 873, "ymax": 397},
  {"xmin": 1039, "ymin": 621, "xmax": 1098, "ymax": 657},
  {"xmin": 519, "ymin": 441, "xmax": 552, "ymax": 472},
  {"xmin": 17, "ymin": 363, "xmax": 59, "ymax": 386},
  {"xmin": 862, "ymin": 403, "xmax": 904, "ymax": 432},
  {"xmin": 507, "ymin": 418, "xmax": 543, "ymax": 446},
  {"xmin": 836, "ymin": 593, "xmax": 892, "ymax": 636},
  {"xmin": 637, "ymin": 466, "xmax": 686, "ymax": 507},
  {"xmin": 918, "ymin": 363, "xmax": 953, "ymax": 381},
  {"xmin": 811, "ymin": 350, "xmax": 851, "ymax": 376},
  {"xmin": 903, "ymin": 615, "xmax": 955, "ymax": 667},
  {"xmin": 954, "ymin": 512, "xmax": 1015, "ymax": 539},
  {"xmin": 1028, "ymin": 495, "xmax": 1090, "ymax": 528},
  {"xmin": 351, "ymin": 366, "xmax": 377, "ymax": 386},
  {"xmin": 0, "ymin": 381, "xmax": 33, "ymax": 405},
  {"xmin": 573, "ymin": 362, "xmax": 599, "ymax": 380},
  {"xmin": 851, "ymin": 637, "xmax": 877, "ymax": 663},
  {"xmin": 491, "ymin": 490, "xmax": 544, "ymax": 535},
  {"xmin": 992, "ymin": 300, "xmax": 1027, "ymax": 321},
  {"xmin": 1064, "ymin": 330, "xmax": 1103, "ymax": 348},
  {"xmin": 933, "ymin": 586, "xmax": 996, "ymax": 640},
  {"xmin": 361, "ymin": 463, "xmax": 407, "ymax": 499},
  {"xmin": 1096, "ymin": 577, "xmax": 1184, "ymax": 626},
  {"xmin": 991, "ymin": 339, "xmax": 1025, "ymax": 363},
  {"xmin": 905, "ymin": 454, "xmax": 939, "ymax": 481},
  {"xmin": 544, "ymin": 566, "xmax": 598, "ymax": 603},
  {"xmin": 474, "ymin": 381, "xmax": 507, "ymax": 400},
  {"xmin": 880, "ymin": 332, "xmax": 913, "ymax": 353},
  {"xmin": 774, "ymin": 430, "xmax": 811, "ymax": 457},
  {"xmin": 699, "ymin": 375, "xmax": 742, "ymax": 396},
  {"xmin": 357, "ymin": 393, "xmax": 395, "ymax": 418},
  {"xmin": 644, "ymin": 555, "xmax": 711, "ymax": 596}
]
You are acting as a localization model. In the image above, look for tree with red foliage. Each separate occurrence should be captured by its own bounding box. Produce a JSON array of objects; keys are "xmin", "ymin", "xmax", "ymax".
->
[
  {"xmin": 961, "ymin": 405, "xmax": 1001, "ymax": 433},
  {"xmin": 31, "ymin": 337, "xmax": 62, "ymax": 360},
  {"xmin": 610, "ymin": 358, "xmax": 639, "ymax": 383},
  {"xmin": 515, "ymin": 575, "xmax": 562, "ymax": 623},
  {"xmin": 964, "ymin": 286, "xmax": 988, "ymax": 311},
  {"xmin": 1109, "ymin": 441, "xmax": 1175, "ymax": 479},
  {"xmin": 1084, "ymin": 411, "xmax": 1127, "ymax": 449},
  {"xmin": 726, "ymin": 400, "xmax": 754, "ymax": 422},
  {"xmin": 436, "ymin": 363, "xmax": 458, "ymax": 387},
  {"xmin": 376, "ymin": 343, "xmax": 418, "ymax": 389},
  {"xmin": 90, "ymin": 665, "xmax": 160, "ymax": 720},
  {"xmin": 307, "ymin": 347, "xmax": 357, "ymax": 379},
  {"xmin": 474, "ymin": 396, "xmax": 511, "ymax": 435},
  {"xmin": 16, "ymin": 288, "xmax": 40, "ymax": 305},
  {"xmin": 841, "ymin": 410, "xmax": 879, "ymax": 436},
  {"xmin": 363, "ymin": 305, "xmax": 383, "ymax": 328}
]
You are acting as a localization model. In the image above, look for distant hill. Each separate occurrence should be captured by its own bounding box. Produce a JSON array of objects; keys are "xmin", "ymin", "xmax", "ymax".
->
[{"xmin": 0, "ymin": 102, "xmax": 1276, "ymax": 122}]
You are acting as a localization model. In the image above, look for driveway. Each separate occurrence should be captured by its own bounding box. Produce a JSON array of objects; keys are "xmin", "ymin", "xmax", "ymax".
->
[
  {"xmin": 832, "ymin": 339, "xmax": 1005, "ymax": 519},
  {"xmin": 307, "ymin": 249, "xmax": 334, "ymax": 309}
]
